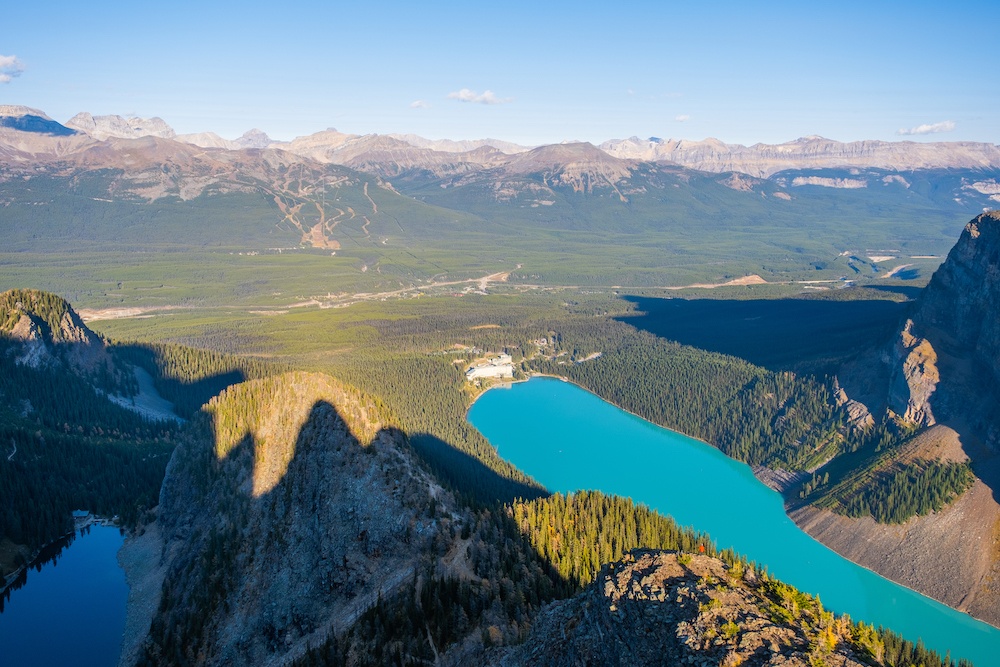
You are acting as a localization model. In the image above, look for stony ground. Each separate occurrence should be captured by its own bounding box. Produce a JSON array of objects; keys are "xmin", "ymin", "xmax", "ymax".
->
[
  {"xmin": 487, "ymin": 549, "xmax": 872, "ymax": 667},
  {"xmin": 117, "ymin": 521, "xmax": 166, "ymax": 667}
]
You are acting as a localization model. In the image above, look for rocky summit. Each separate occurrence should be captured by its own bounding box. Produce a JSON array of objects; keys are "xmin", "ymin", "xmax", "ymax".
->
[
  {"xmin": 804, "ymin": 210, "xmax": 1000, "ymax": 628},
  {"xmin": 886, "ymin": 211, "xmax": 1000, "ymax": 438},
  {"xmin": 489, "ymin": 549, "xmax": 874, "ymax": 667},
  {"xmin": 0, "ymin": 288, "xmax": 112, "ymax": 373},
  {"xmin": 130, "ymin": 372, "xmax": 455, "ymax": 667}
]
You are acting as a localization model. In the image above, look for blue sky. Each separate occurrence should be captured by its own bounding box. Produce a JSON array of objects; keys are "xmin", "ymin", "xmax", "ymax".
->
[{"xmin": 1, "ymin": 0, "xmax": 997, "ymax": 146}]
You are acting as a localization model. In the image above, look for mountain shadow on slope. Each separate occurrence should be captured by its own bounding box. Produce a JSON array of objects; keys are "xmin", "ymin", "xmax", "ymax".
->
[
  {"xmin": 0, "ymin": 113, "xmax": 77, "ymax": 136},
  {"xmin": 862, "ymin": 213, "xmax": 1000, "ymax": 494},
  {"xmin": 135, "ymin": 373, "xmax": 457, "ymax": 667},
  {"xmin": 407, "ymin": 431, "xmax": 546, "ymax": 506},
  {"xmin": 110, "ymin": 342, "xmax": 270, "ymax": 419},
  {"xmin": 618, "ymin": 295, "xmax": 909, "ymax": 374}
]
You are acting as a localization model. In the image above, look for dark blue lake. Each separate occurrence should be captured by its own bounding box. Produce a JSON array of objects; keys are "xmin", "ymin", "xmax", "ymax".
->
[
  {"xmin": 0, "ymin": 524, "xmax": 127, "ymax": 667},
  {"xmin": 469, "ymin": 377, "xmax": 1000, "ymax": 667}
]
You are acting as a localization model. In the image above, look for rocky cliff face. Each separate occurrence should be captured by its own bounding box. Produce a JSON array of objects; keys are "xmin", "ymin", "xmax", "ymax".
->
[
  {"xmin": 490, "ymin": 550, "xmax": 872, "ymax": 667},
  {"xmin": 909, "ymin": 211, "xmax": 1000, "ymax": 384},
  {"xmin": 600, "ymin": 135, "xmax": 1000, "ymax": 178},
  {"xmin": 884, "ymin": 211, "xmax": 1000, "ymax": 439},
  {"xmin": 808, "ymin": 211, "xmax": 1000, "ymax": 629},
  {"xmin": 0, "ymin": 288, "xmax": 113, "ymax": 373},
  {"xmin": 885, "ymin": 319, "xmax": 940, "ymax": 426},
  {"xmin": 66, "ymin": 112, "xmax": 176, "ymax": 140},
  {"xmin": 133, "ymin": 372, "xmax": 454, "ymax": 667}
]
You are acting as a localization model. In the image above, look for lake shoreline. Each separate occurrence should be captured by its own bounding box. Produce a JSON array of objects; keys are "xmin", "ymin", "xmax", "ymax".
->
[
  {"xmin": 117, "ymin": 520, "xmax": 166, "ymax": 667},
  {"xmin": 0, "ymin": 522, "xmax": 129, "ymax": 667},
  {"xmin": 470, "ymin": 375, "xmax": 1000, "ymax": 636},
  {"xmin": 2, "ymin": 514, "xmax": 120, "ymax": 599}
]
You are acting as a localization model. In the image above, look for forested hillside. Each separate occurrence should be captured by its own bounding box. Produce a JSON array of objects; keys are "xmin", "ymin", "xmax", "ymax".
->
[
  {"xmin": 0, "ymin": 290, "xmax": 283, "ymax": 584},
  {"xmin": 0, "ymin": 289, "xmax": 973, "ymax": 666},
  {"xmin": 285, "ymin": 489, "xmax": 965, "ymax": 667}
]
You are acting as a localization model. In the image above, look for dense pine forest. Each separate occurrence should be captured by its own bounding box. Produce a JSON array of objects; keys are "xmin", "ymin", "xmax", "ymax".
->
[
  {"xmin": 3, "ymin": 287, "xmax": 981, "ymax": 666},
  {"xmin": 0, "ymin": 290, "xmax": 285, "ymax": 579},
  {"xmin": 291, "ymin": 492, "xmax": 967, "ymax": 667},
  {"xmin": 303, "ymin": 291, "xmax": 967, "ymax": 526},
  {"xmin": 111, "ymin": 341, "xmax": 287, "ymax": 418}
]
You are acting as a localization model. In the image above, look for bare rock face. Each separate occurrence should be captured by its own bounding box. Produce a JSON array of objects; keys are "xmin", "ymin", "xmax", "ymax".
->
[
  {"xmin": 0, "ymin": 289, "xmax": 111, "ymax": 373},
  {"xmin": 7, "ymin": 313, "xmax": 47, "ymax": 367},
  {"xmin": 833, "ymin": 380, "xmax": 874, "ymax": 430},
  {"xmin": 599, "ymin": 136, "xmax": 1000, "ymax": 178},
  {"xmin": 139, "ymin": 372, "xmax": 453, "ymax": 667},
  {"xmin": 840, "ymin": 212, "xmax": 1000, "ymax": 436},
  {"xmin": 909, "ymin": 211, "xmax": 1000, "ymax": 388},
  {"xmin": 66, "ymin": 112, "xmax": 176, "ymax": 140},
  {"xmin": 489, "ymin": 550, "xmax": 870, "ymax": 667},
  {"xmin": 886, "ymin": 320, "xmax": 940, "ymax": 426},
  {"xmin": 882, "ymin": 212, "xmax": 1000, "ymax": 438}
]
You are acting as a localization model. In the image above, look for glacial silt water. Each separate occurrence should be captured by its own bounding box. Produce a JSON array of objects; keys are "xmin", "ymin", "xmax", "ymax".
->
[{"xmin": 469, "ymin": 377, "xmax": 1000, "ymax": 666}]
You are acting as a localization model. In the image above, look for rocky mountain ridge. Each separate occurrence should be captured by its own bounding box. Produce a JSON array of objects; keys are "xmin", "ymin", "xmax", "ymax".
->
[
  {"xmin": 175, "ymin": 128, "xmax": 274, "ymax": 151},
  {"xmin": 5, "ymin": 105, "xmax": 998, "ymax": 178},
  {"xmin": 490, "ymin": 549, "xmax": 883, "ymax": 667},
  {"xmin": 2, "ymin": 105, "xmax": 999, "ymax": 231},
  {"xmin": 130, "ymin": 371, "xmax": 455, "ymax": 666},
  {"xmin": 66, "ymin": 112, "xmax": 176, "ymax": 140},
  {"xmin": 0, "ymin": 288, "xmax": 114, "ymax": 375},
  {"xmin": 801, "ymin": 211, "xmax": 1000, "ymax": 627},
  {"xmin": 600, "ymin": 135, "xmax": 1000, "ymax": 178}
]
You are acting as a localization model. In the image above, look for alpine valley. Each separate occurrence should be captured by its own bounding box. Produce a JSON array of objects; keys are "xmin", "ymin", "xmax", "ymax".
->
[{"xmin": 2, "ymin": 104, "xmax": 1000, "ymax": 667}]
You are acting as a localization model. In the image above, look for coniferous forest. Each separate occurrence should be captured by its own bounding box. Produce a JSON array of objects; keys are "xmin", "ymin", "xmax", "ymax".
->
[{"xmin": 0, "ymin": 285, "xmax": 985, "ymax": 667}]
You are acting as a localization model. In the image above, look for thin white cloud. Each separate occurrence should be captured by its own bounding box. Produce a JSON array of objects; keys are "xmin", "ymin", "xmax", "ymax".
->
[
  {"xmin": 675, "ymin": 114, "xmax": 691, "ymax": 122},
  {"xmin": 410, "ymin": 100, "xmax": 429, "ymax": 109},
  {"xmin": 447, "ymin": 88, "xmax": 513, "ymax": 105},
  {"xmin": 897, "ymin": 120, "xmax": 955, "ymax": 136},
  {"xmin": 0, "ymin": 54, "xmax": 24, "ymax": 84}
]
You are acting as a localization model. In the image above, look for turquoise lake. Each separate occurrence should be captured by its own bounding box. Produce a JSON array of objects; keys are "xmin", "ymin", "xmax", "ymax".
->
[
  {"xmin": 468, "ymin": 377, "xmax": 1000, "ymax": 667},
  {"xmin": 0, "ymin": 524, "xmax": 127, "ymax": 666}
]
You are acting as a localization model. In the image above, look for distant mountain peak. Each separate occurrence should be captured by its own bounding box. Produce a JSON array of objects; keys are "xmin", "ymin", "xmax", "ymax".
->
[
  {"xmin": 601, "ymin": 135, "xmax": 1000, "ymax": 177},
  {"xmin": 388, "ymin": 133, "xmax": 530, "ymax": 154},
  {"xmin": 499, "ymin": 141, "xmax": 635, "ymax": 196},
  {"xmin": 508, "ymin": 141, "xmax": 624, "ymax": 169},
  {"xmin": 0, "ymin": 105, "xmax": 52, "ymax": 120},
  {"xmin": 234, "ymin": 128, "xmax": 273, "ymax": 149},
  {"xmin": 0, "ymin": 105, "xmax": 77, "ymax": 136},
  {"xmin": 66, "ymin": 112, "xmax": 176, "ymax": 140}
]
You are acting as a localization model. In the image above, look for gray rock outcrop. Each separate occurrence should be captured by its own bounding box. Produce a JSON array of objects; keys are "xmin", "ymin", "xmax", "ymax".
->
[
  {"xmin": 66, "ymin": 112, "xmax": 176, "ymax": 140},
  {"xmin": 884, "ymin": 211, "xmax": 1000, "ymax": 438},
  {"xmin": 489, "ymin": 550, "xmax": 869, "ymax": 667},
  {"xmin": 135, "ymin": 372, "xmax": 453, "ymax": 667},
  {"xmin": 599, "ymin": 135, "xmax": 1000, "ymax": 178}
]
